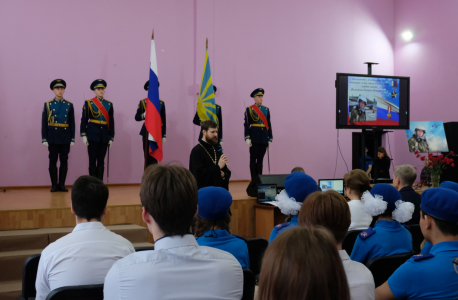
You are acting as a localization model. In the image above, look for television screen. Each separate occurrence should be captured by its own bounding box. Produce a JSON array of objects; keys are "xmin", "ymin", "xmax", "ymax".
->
[
  {"xmin": 318, "ymin": 179, "xmax": 344, "ymax": 195},
  {"xmin": 336, "ymin": 73, "xmax": 410, "ymax": 129},
  {"xmin": 405, "ymin": 121, "xmax": 449, "ymax": 153}
]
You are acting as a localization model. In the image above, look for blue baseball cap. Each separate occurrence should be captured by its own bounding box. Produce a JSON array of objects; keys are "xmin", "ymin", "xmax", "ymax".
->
[
  {"xmin": 370, "ymin": 183, "xmax": 402, "ymax": 214},
  {"xmin": 421, "ymin": 187, "xmax": 458, "ymax": 223},
  {"xmin": 439, "ymin": 181, "xmax": 458, "ymax": 194},
  {"xmin": 284, "ymin": 172, "xmax": 318, "ymax": 203},
  {"xmin": 197, "ymin": 187, "xmax": 232, "ymax": 221}
]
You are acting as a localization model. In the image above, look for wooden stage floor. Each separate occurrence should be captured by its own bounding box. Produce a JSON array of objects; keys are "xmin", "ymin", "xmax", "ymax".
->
[{"xmin": 0, "ymin": 182, "xmax": 257, "ymax": 239}]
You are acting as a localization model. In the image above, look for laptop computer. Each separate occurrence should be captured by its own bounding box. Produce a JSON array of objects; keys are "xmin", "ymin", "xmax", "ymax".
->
[
  {"xmin": 318, "ymin": 179, "xmax": 344, "ymax": 195},
  {"xmin": 256, "ymin": 184, "xmax": 278, "ymax": 204}
]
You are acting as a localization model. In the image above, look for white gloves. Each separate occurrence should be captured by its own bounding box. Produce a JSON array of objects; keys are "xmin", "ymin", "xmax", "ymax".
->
[
  {"xmin": 70, "ymin": 142, "xmax": 75, "ymax": 146},
  {"xmin": 220, "ymin": 141, "xmax": 223, "ymax": 146},
  {"xmin": 142, "ymin": 112, "xmax": 145, "ymax": 119},
  {"xmin": 82, "ymin": 136, "xmax": 89, "ymax": 146},
  {"xmin": 162, "ymin": 138, "xmax": 166, "ymax": 144},
  {"xmin": 269, "ymin": 141, "xmax": 271, "ymax": 147},
  {"xmin": 43, "ymin": 142, "xmax": 49, "ymax": 147},
  {"xmin": 246, "ymin": 139, "xmax": 252, "ymax": 147},
  {"xmin": 109, "ymin": 140, "xmax": 113, "ymax": 149}
]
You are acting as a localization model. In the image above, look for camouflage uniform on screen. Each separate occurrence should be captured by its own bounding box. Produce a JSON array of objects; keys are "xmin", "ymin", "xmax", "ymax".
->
[
  {"xmin": 349, "ymin": 96, "xmax": 367, "ymax": 122},
  {"xmin": 408, "ymin": 125, "xmax": 429, "ymax": 152}
]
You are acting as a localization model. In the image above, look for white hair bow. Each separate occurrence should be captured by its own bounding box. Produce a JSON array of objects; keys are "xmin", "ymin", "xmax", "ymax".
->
[{"xmin": 275, "ymin": 189, "xmax": 302, "ymax": 216}]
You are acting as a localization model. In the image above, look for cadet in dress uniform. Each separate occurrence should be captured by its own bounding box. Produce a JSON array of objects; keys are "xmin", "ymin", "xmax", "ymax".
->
[
  {"xmin": 350, "ymin": 184, "xmax": 414, "ymax": 264},
  {"xmin": 194, "ymin": 186, "xmax": 250, "ymax": 269},
  {"xmin": 134, "ymin": 81, "xmax": 166, "ymax": 167},
  {"xmin": 80, "ymin": 79, "xmax": 114, "ymax": 181},
  {"xmin": 193, "ymin": 86, "xmax": 223, "ymax": 145},
  {"xmin": 269, "ymin": 172, "xmax": 318, "ymax": 244},
  {"xmin": 376, "ymin": 187, "xmax": 458, "ymax": 300},
  {"xmin": 245, "ymin": 88, "xmax": 273, "ymax": 197},
  {"xmin": 42, "ymin": 79, "xmax": 75, "ymax": 192}
]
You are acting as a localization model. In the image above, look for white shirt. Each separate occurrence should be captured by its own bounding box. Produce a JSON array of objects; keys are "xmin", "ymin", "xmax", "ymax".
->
[
  {"xmin": 339, "ymin": 250, "xmax": 375, "ymax": 300},
  {"xmin": 35, "ymin": 222, "xmax": 135, "ymax": 300},
  {"xmin": 104, "ymin": 234, "xmax": 243, "ymax": 300},
  {"xmin": 348, "ymin": 200, "xmax": 372, "ymax": 230}
]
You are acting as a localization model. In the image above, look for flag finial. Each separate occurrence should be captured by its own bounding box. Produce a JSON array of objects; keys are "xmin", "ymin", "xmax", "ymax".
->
[
  {"xmin": 206, "ymin": 38, "xmax": 208, "ymax": 48},
  {"xmin": 151, "ymin": 29, "xmax": 154, "ymax": 40}
]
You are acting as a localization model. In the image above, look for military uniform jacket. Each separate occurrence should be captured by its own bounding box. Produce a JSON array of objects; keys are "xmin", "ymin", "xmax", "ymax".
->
[
  {"xmin": 269, "ymin": 215, "xmax": 298, "ymax": 244},
  {"xmin": 193, "ymin": 104, "xmax": 222, "ymax": 143},
  {"xmin": 135, "ymin": 99, "xmax": 166, "ymax": 138},
  {"xmin": 388, "ymin": 241, "xmax": 458, "ymax": 300},
  {"xmin": 244, "ymin": 105, "xmax": 273, "ymax": 144},
  {"xmin": 350, "ymin": 107, "xmax": 366, "ymax": 122},
  {"xmin": 41, "ymin": 99, "xmax": 75, "ymax": 144},
  {"xmin": 196, "ymin": 229, "xmax": 250, "ymax": 269},
  {"xmin": 80, "ymin": 98, "xmax": 114, "ymax": 143},
  {"xmin": 350, "ymin": 220, "xmax": 412, "ymax": 264},
  {"xmin": 408, "ymin": 134, "xmax": 429, "ymax": 153}
]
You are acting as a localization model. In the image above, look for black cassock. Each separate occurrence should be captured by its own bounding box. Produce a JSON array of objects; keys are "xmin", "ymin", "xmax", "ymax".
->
[{"xmin": 189, "ymin": 140, "xmax": 231, "ymax": 190}]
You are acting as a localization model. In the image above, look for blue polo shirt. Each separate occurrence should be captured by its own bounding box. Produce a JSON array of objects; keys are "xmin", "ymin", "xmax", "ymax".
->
[
  {"xmin": 420, "ymin": 241, "xmax": 433, "ymax": 255},
  {"xmin": 196, "ymin": 229, "xmax": 250, "ymax": 269},
  {"xmin": 388, "ymin": 241, "xmax": 458, "ymax": 300},
  {"xmin": 269, "ymin": 215, "xmax": 299, "ymax": 244},
  {"xmin": 350, "ymin": 220, "xmax": 412, "ymax": 264}
]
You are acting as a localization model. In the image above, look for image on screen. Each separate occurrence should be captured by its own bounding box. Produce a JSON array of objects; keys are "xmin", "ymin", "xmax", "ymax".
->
[
  {"xmin": 347, "ymin": 76, "xmax": 400, "ymax": 126},
  {"xmin": 319, "ymin": 180, "xmax": 344, "ymax": 194},
  {"xmin": 405, "ymin": 121, "xmax": 449, "ymax": 153},
  {"xmin": 257, "ymin": 185, "xmax": 277, "ymax": 202}
]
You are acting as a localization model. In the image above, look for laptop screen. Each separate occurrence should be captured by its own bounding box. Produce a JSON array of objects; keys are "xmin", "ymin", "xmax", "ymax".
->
[
  {"xmin": 257, "ymin": 184, "xmax": 277, "ymax": 202},
  {"xmin": 318, "ymin": 179, "xmax": 344, "ymax": 195}
]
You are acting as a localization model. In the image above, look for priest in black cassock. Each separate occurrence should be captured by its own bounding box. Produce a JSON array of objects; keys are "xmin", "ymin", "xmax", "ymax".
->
[{"xmin": 189, "ymin": 120, "xmax": 231, "ymax": 190}]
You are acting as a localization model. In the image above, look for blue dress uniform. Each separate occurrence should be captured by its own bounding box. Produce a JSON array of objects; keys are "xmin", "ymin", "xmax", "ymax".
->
[
  {"xmin": 42, "ymin": 79, "xmax": 75, "ymax": 192},
  {"xmin": 245, "ymin": 88, "xmax": 272, "ymax": 196},
  {"xmin": 80, "ymin": 80, "xmax": 114, "ymax": 180},
  {"xmin": 350, "ymin": 220, "xmax": 413, "ymax": 264},
  {"xmin": 196, "ymin": 230, "xmax": 250, "ymax": 269},
  {"xmin": 193, "ymin": 86, "xmax": 223, "ymax": 144},
  {"xmin": 135, "ymin": 81, "xmax": 166, "ymax": 167},
  {"xmin": 269, "ymin": 215, "xmax": 298, "ymax": 244},
  {"xmin": 385, "ymin": 188, "xmax": 458, "ymax": 300}
]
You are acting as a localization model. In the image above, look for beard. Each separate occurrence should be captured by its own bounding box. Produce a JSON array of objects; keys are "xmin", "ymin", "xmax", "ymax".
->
[{"xmin": 205, "ymin": 133, "xmax": 218, "ymax": 146}]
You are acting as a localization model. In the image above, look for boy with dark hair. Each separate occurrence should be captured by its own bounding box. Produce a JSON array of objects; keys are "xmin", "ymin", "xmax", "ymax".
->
[
  {"xmin": 104, "ymin": 164, "xmax": 242, "ymax": 300},
  {"xmin": 35, "ymin": 176, "xmax": 134, "ymax": 300},
  {"xmin": 376, "ymin": 187, "xmax": 458, "ymax": 300}
]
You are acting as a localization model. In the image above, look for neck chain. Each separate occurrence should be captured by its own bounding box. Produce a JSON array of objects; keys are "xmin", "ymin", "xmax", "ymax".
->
[{"xmin": 199, "ymin": 142, "xmax": 217, "ymax": 165}]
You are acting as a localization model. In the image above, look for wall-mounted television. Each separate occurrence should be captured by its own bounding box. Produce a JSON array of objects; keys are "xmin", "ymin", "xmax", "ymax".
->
[{"xmin": 336, "ymin": 73, "xmax": 410, "ymax": 129}]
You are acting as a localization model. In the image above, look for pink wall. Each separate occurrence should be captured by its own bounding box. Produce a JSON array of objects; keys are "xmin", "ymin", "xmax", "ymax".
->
[
  {"xmin": 392, "ymin": 0, "xmax": 458, "ymax": 176},
  {"xmin": 0, "ymin": 0, "xmax": 395, "ymax": 187}
]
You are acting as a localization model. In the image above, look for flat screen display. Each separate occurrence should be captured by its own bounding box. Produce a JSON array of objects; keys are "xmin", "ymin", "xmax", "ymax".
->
[
  {"xmin": 318, "ymin": 179, "xmax": 344, "ymax": 195},
  {"xmin": 257, "ymin": 184, "xmax": 277, "ymax": 202},
  {"xmin": 336, "ymin": 73, "xmax": 410, "ymax": 129}
]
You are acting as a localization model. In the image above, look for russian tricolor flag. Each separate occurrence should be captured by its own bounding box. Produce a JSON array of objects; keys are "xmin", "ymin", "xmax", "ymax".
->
[{"xmin": 145, "ymin": 31, "xmax": 163, "ymax": 162}]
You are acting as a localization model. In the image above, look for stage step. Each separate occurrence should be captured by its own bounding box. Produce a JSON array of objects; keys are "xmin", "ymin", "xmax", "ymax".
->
[
  {"xmin": 0, "ymin": 280, "xmax": 21, "ymax": 300},
  {"xmin": 0, "ymin": 224, "xmax": 148, "ymax": 252}
]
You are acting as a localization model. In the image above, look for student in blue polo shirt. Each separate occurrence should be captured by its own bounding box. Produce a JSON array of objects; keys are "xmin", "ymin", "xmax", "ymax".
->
[
  {"xmin": 195, "ymin": 186, "xmax": 250, "ymax": 269},
  {"xmin": 268, "ymin": 172, "xmax": 318, "ymax": 244},
  {"xmin": 350, "ymin": 184, "xmax": 414, "ymax": 264},
  {"xmin": 376, "ymin": 187, "xmax": 458, "ymax": 300}
]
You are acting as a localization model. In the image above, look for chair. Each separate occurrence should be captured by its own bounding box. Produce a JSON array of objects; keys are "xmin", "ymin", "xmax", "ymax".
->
[
  {"xmin": 408, "ymin": 224, "xmax": 424, "ymax": 253},
  {"xmin": 365, "ymin": 251, "xmax": 416, "ymax": 287},
  {"xmin": 134, "ymin": 246, "xmax": 154, "ymax": 252},
  {"xmin": 45, "ymin": 284, "xmax": 103, "ymax": 300},
  {"xmin": 246, "ymin": 238, "xmax": 268, "ymax": 276},
  {"xmin": 342, "ymin": 230, "xmax": 363, "ymax": 255},
  {"xmin": 18, "ymin": 254, "xmax": 41, "ymax": 300},
  {"xmin": 242, "ymin": 269, "xmax": 256, "ymax": 300}
]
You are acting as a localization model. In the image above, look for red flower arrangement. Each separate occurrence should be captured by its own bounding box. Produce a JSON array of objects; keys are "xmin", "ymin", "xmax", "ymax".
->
[{"xmin": 416, "ymin": 151, "xmax": 456, "ymax": 187}]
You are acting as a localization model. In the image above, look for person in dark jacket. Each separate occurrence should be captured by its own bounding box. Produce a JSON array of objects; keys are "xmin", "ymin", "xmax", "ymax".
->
[
  {"xmin": 393, "ymin": 164, "xmax": 421, "ymax": 225},
  {"xmin": 376, "ymin": 146, "xmax": 391, "ymax": 178}
]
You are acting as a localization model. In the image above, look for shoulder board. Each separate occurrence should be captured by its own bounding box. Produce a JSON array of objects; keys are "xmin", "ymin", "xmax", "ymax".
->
[
  {"xmin": 86, "ymin": 99, "xmax": 92, "ymax": 103},
  {"xmin": 46, "ymin": 99, "xmax": 54, "ymax": 103},
  {"xmin": 403, "ymin": 225, "xmax": 411, "ymax": 231},
  {"xmin": 359, "ymin": 228, "xmax": 376, "ymax": 240},
  {"xmin": 262, "ymin": 105, "xmax": 269, "ymax": 109},
  {"xmin": 412, "ymin": 254, "xmax": 434, "ymax": 262},
  {"xmin": 160, "ymin": 99, "xmax": 164, "ymax": 103},
  {"xmin": 274, "ymin": 222, "xmax": 291, "ymax": 232},
  {"xmin": 233, "ymin": 234, "xmax": 247, "ymax": 243},
  {"xmin": 104, "ymin": 99, "xmax": 112, "ymax": 103},
  {"xmin": 63, "ymin": 99, "xmax": 72, "ymax": 104},
  {"xmin": 216, "ymin": 104, "xmax": 220, "ymax": 107}
]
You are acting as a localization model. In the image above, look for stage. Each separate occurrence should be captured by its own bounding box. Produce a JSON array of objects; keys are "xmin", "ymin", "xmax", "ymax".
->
[{"xmin": 0, "ymin": 181, "xmax": 257, "ymax": 241}]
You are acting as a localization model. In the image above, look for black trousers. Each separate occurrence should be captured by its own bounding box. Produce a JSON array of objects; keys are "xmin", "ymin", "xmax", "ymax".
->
[
  {"xmin": 142, "ymin": 135, "xmax": 158, "ymax": 167},
  {"xmin": 48, "ymin": 144, "xmax": 70, "ymax": 169},
  {"xmin": 250, "ymin": 142, "xmax": 267, "ymax": 166},
  {"xmin": 88, "ymin": 141, "xmax": 109, "ymax": 168}
]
